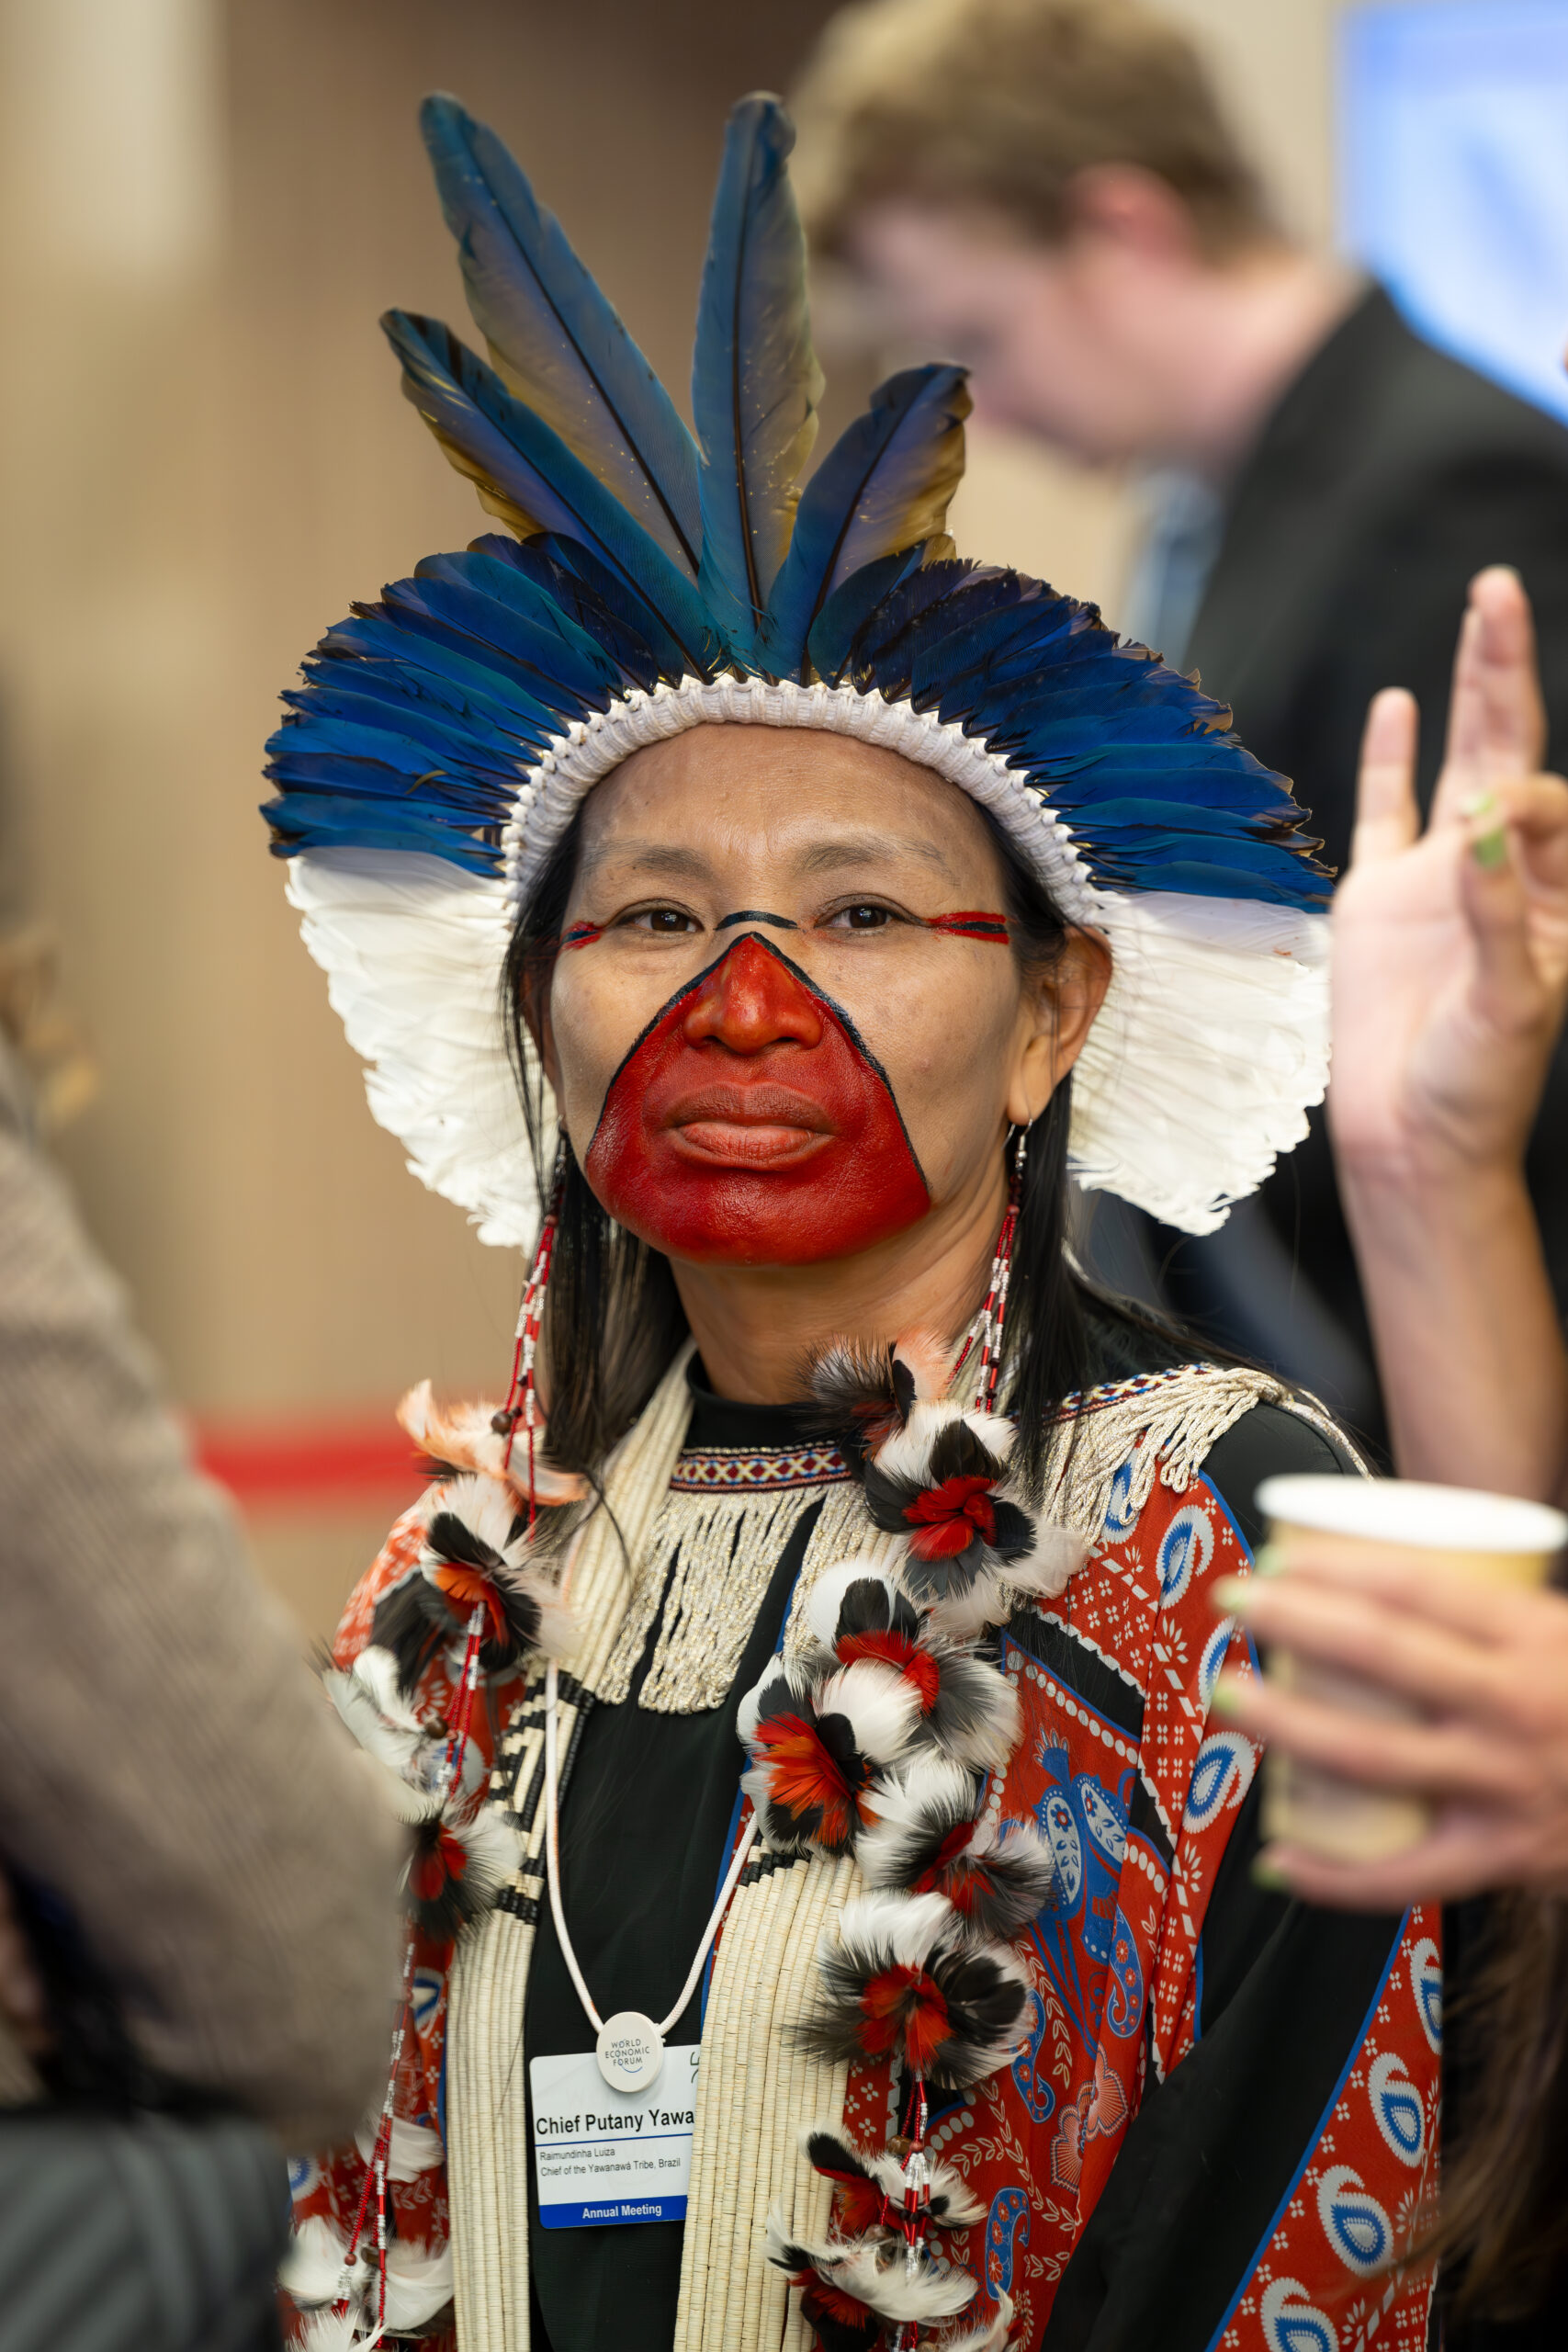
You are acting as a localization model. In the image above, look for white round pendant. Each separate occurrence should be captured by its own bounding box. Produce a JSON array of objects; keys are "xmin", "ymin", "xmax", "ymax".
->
[{"xmin": 594, "ymin": 2010, "xmax": 665, "ymax": 2093}]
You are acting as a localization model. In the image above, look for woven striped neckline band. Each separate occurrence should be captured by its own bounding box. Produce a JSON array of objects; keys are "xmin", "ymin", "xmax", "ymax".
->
[{"xmin": 669, "ymin": 1442, "xmax": 852, "ymax": 1494}]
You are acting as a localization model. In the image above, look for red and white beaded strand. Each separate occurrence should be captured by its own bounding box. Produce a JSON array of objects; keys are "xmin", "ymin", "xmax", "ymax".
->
[
  {"xmin": 952, "ymin": 1122, "xmax": 1026, "ymax": 1412},
  {"xmin": 494, "ymin": 1147, "xmax": 566, "ymax": 1533}
]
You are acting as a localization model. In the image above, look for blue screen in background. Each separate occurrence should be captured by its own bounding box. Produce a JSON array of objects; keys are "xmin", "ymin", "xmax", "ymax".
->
[{"xmin": 1341, "ymin": 0, "xmax": 1568, "ymax": 423}]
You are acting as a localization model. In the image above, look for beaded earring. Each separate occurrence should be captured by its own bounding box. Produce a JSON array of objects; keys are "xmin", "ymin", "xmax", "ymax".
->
[
  {"xmin": 953, "ymin": 1121, "xmax": 1027, "ymax": 1412},
  {"xmin": 491, "ymin": 1141, "xmax": 568, "ymax": 1533}
]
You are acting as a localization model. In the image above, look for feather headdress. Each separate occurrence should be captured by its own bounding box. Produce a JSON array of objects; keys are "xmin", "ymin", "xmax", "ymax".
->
[{"xmin": 264, "ymin": 90, "xmax": 1329, "ymax": 1245}]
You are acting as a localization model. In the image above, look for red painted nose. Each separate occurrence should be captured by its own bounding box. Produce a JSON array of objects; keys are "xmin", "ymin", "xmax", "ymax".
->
[{"xmin": 682, "ymin": 935, "xmax": 824, "ymax": 1054}]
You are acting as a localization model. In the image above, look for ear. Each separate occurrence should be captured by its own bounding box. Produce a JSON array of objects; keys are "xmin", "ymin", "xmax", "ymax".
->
[
  {"xmin": 1064, "ymin": 163, "xmax": 1202, "ymax": 266},
  {"xmin": 1007, "ymin": 927, "xmax": 1111, "ymax": 1127}
]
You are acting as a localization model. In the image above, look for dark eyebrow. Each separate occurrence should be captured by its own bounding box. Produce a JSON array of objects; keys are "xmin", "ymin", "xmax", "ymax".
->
[
  {"xmin": 795, "ymin": 833, "xmax": 953, "ymax": 877},
  {"xmin": 577, "ymin": 838, "xmax": 718, "ymax": 884}
]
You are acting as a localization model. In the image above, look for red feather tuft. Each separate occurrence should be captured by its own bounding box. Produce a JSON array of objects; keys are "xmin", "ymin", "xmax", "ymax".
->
[
  {"xmin": 908, "ymin": 1819, "xmax": 978, "ymax": 1899},
  {"xmin": 859, "ymin": 1962, "xmax": 953, "ymax": 2074},
  {"xmin": 904, "ymin": 1474, "xmax": 998, "ymax": 1558},
  {"xmin": 752, "ymin": 1713, "xmax": 859, "ymax": 1849},
  {"xmin": 837, "ymin": 1626, "xmax": 942, "ymax": 1713}
]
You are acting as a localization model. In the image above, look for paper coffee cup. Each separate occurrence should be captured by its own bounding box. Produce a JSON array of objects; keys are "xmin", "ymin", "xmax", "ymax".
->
[{"xmin": 1251, "ymin": 1476, "xmax": 1568, "ymax": 1863}]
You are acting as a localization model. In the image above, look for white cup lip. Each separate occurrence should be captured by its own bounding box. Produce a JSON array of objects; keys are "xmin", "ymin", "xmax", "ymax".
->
[{"xmin": 1255, "ymin": 1473, "xmax": 1568, "ymax": 1555}]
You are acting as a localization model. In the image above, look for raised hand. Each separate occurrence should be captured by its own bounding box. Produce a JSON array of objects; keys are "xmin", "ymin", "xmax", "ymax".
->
[{"xmin": 1328, "ymin": 565, "xmax": 1568, "ymax": 1182}]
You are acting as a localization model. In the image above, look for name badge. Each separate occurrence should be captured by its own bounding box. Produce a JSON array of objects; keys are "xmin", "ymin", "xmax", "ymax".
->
[{"xmin": 530, "ymin": 2043, "xmax": 700, "ymax": 2228}]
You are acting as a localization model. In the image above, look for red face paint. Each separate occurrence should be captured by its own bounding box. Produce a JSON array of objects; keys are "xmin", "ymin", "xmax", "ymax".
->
[
  {"xmin": 582, "ymin": 933, "xmax": 930, "ymax": 1266},
  {"xmin": 922, "ymin": 910, "xmax": 1010, "ymax": 942}
]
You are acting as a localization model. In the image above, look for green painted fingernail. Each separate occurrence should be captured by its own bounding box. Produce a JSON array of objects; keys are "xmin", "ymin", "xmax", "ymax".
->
[
  {"xmin": 1472, "ymin": 825, "xmax": 1509, "ymax": 870},
  {"xmin": 1212, "ymin": 1577, "xmax": 1249, "ymax": 1614},
  {"xmin": 1252, "ymin": 1544, "xmax": 1288, "ymax": 1580},
  {"xmin": 1210, "ymin": 1677, "xmax": 1245, "ymax": 1717},
  {"xmin": 1252, "ymin": 1855, "xmax": 1289, "ymax": 1892}
]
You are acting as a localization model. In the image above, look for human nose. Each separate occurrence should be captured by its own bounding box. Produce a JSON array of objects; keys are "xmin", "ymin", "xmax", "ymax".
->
[{"xmin": 682, "ymin": 936, "xmax": 824, "ymax": 1054}]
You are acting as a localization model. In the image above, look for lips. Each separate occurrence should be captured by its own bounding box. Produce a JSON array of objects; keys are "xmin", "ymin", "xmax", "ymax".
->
[{"xmin": 660, "ymin": 1080, "xmax": 838, "ymax": 1168}]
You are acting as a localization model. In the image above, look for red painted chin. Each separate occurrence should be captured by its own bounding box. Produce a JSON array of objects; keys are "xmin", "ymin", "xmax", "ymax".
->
[{"xmin": 582, "ymin": 936, "xmax": 930, "ymax": 1267}]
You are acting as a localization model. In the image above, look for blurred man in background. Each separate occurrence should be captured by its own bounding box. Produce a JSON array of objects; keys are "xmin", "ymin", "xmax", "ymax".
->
[{"xmin": 794, "ymin": 0, "xmax": 1568, "ymax": 1450}]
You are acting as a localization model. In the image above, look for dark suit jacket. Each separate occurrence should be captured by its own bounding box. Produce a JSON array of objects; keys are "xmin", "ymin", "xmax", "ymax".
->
[{"xmin": 1114, "ymin": 286, "xmax": 1568, "ymax": 1453}]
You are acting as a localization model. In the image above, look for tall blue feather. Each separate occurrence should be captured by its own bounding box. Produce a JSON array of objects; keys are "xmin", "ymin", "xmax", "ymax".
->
[
  {"xmin": 760, "ymin": 366, "xmax": 971, "ymax": 679},
  {"xmin": 420, "ymin": 96, "xmax": 702, "ymax": 580},
  {"xmin": 382, "ymin": 311, "xmax": 717, "ymax": 673},
  {"xmin": 692, "ymin": 96, "xmax": 822, "ymax": 660}
]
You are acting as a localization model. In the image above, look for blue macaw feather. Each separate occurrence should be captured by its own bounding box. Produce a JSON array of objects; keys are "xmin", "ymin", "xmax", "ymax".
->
[
  {"xmin": 304, "ymin": 644, "xmax": 558, "ymax": 751},
  {"xmin": 421, "ymin": 94, "xmax": 702, "ymax": 579},
  {"xmin": 759, "ymin": 366, "xmax": 970, "ymax": 679},
  {"xmin": 267, "ymin": 715, "xmax": 522, "ymax": 804},
  {"xmin": 869, "ymin": 573, "xmax": 1043, "ymax": 700},
  {"xmin": 265, "ymin": 763, "xmax": 509, "ymax": 834},
  {"xmin": 513, "ymin": 534, "xmax": 726, "ymax": 683},
  {"xmin": 693, "ymin": 96, "xmax": 822, "ymax": 659},
  {"xmin": 402, "ymin": 558, "xmax": 626, "ymax": 692},
  {"xmin": 280, "ymin": 684, "xmax": 529, "ymax": 776},
  {"xmin": 321, "ymin": 614, "xmax": 569, "ymax": 739},
  {"xmin": 382, "ymin": 311, "xmax": 713, "ymax": 641},
  {"xmin": 1049, "ymin": 797, "xmax": 1313, "ymax": 842},
  {"xmin": 262, "ymin": 791, "xmax": 502, "ymax": 874},
  {"xmin": 378, "ymin": 583, "xmax": 610, "ymax": 720},
  {"xmin": 424, "ymin": 543, "xmax": 663, "ymax": 692},
  {"xmin": 1068, "ymin": 828, "xmax": 1327, "ymax": 887},
  {"xmin": 805, "ymin": 545, "xmax": 935, "ymax": 684}
]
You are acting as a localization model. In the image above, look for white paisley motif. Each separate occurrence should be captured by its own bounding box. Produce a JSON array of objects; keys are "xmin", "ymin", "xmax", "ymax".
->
[
  {"xmin": 1183, "ymin": 1730, "xmax": 1257, "ymax": 1832},
  {"xmin": 1261, "ymin": 2276, "xmax": 1339, "ymax": 2352},
  {"xmin": 1410, "ymin": 1937, "xmax": 1442, "ymax": 2053},
  {"xmin": 1199, "ymin": 1613, "xmax": 1235, "ymax": 1713},
  {"xmin": 1156, "ymin": 1503, "xmax": 1214, "ymax": 1607},
  {"xmin": 1316, "ymin": 2164, "xmax": 1393, "ymax": 2275},
  {"xmin": 1369, "ymin": 2050, "xmax": 1427, "ymax": 2167}
]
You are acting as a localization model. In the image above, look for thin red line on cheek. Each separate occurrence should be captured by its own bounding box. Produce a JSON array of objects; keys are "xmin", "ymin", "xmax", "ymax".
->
[{"xmin": 922, "ymin": 911, "xmax": 1011, "ymax": 942}]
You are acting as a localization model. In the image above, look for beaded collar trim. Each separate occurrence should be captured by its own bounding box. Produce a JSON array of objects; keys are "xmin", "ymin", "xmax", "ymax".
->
[{"xmin": 669, "ymin": 1442, "xmax": 851, "ymax": 1494}]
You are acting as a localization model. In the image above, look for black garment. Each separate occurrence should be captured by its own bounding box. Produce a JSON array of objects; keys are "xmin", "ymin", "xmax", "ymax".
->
[
  {"xmin": 525, "ymin": 1371, "xmax": 824, "ymax": 2352},
  {"xmin": 1082, "ymin": 286, "xmax": 1568, "ymax": 1453}
]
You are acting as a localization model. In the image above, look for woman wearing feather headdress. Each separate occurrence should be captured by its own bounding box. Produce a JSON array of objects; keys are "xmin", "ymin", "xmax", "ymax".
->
[{"xmin": 267, "ymin": 92, "xmax": 1439, "ymax": 2352}]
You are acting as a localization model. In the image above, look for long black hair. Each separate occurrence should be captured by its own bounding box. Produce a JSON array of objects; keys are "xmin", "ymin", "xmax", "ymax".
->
[{"xmin": 502, "ymin": 782, "xmax": 1189, "ymax": 1499}]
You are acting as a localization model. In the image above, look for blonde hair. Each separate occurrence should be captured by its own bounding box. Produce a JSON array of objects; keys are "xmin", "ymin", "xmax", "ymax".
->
[{"xmin": 792, "ymin": 0, "xmax": 1276, "ymax": 262}]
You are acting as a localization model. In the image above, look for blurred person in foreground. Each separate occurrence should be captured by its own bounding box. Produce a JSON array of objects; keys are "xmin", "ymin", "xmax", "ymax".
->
[
  {"xmin": 791, "ymin": 0, "xmax": 1568, "ymax": 1450},
  {"xmin": 0, "ymin": 929, "xmax": 402, "ymax": 2289},
  {"xmin": 1213, "ymin": 567, "xmax": 1568, "ymax": 2339}
]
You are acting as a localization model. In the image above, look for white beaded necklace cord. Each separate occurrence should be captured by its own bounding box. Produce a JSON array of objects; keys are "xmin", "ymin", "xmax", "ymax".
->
[{"xmin": 543, "ymin": 1656, "xmax": 761, "ymax": 2091}]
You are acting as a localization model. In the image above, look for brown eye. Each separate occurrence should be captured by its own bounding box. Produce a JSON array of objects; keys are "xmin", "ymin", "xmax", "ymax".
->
[
  {"xmin": 836, "ymin": 904, "xmax": 891, "ymax": 931},
  {"xmin": 637, "ymin": 907, "xmax": 698, "ymax": 933}
]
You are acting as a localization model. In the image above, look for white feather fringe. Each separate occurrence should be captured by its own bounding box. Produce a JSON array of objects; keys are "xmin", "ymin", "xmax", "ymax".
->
[
  {"xmin": 278, "ymin": 2215, "xmax": 366, "ymax": 2310},
  {"xmin": 945, "ymin": 2290, "xmax": 1017, "ymax": 2348},
  {"xmin": 298, "ymin": 2312, "xmax": 360, "ymax": 2352},
  {"xmin": 354, "ymin": 2112, "xmax": 445, "ymax": 2182},
  {"xmin": 382, "ymin": 2238, "xmax": 455, "ymax": 2330},
  {"xmin": 763, "ymin": 2208, "xmax": 976, "ymax": 2325}
]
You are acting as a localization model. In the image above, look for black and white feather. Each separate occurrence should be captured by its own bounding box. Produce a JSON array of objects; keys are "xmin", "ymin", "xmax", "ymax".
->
[
  {"xmin": 861, "ymin": 1755, "xmax": 1055, "ymax": 1939},
  {"xmin": 802, "ymin": 2125, "xmax": 984, "ymax": 2232},
  {"xmin": 764, "ymin": 2209, "xmax": 976, "ymax": 2327},
  {"xmin": 798, "ymin": 1890, "xmax": 1029, "ymax": 2089},
  {"xmin": 805, "ymin": 1561, "xmax": 1020, "ymax": 1773},
  {"xmin": 738, "ymin": 1654, "xmax": 921, "ymax": 1855}
]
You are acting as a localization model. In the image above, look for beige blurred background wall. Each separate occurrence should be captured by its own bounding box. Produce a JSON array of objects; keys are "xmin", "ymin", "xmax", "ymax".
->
[{"xmin": 0, "ymin": 0, "xmax": 1385, "ymax": 1635}]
